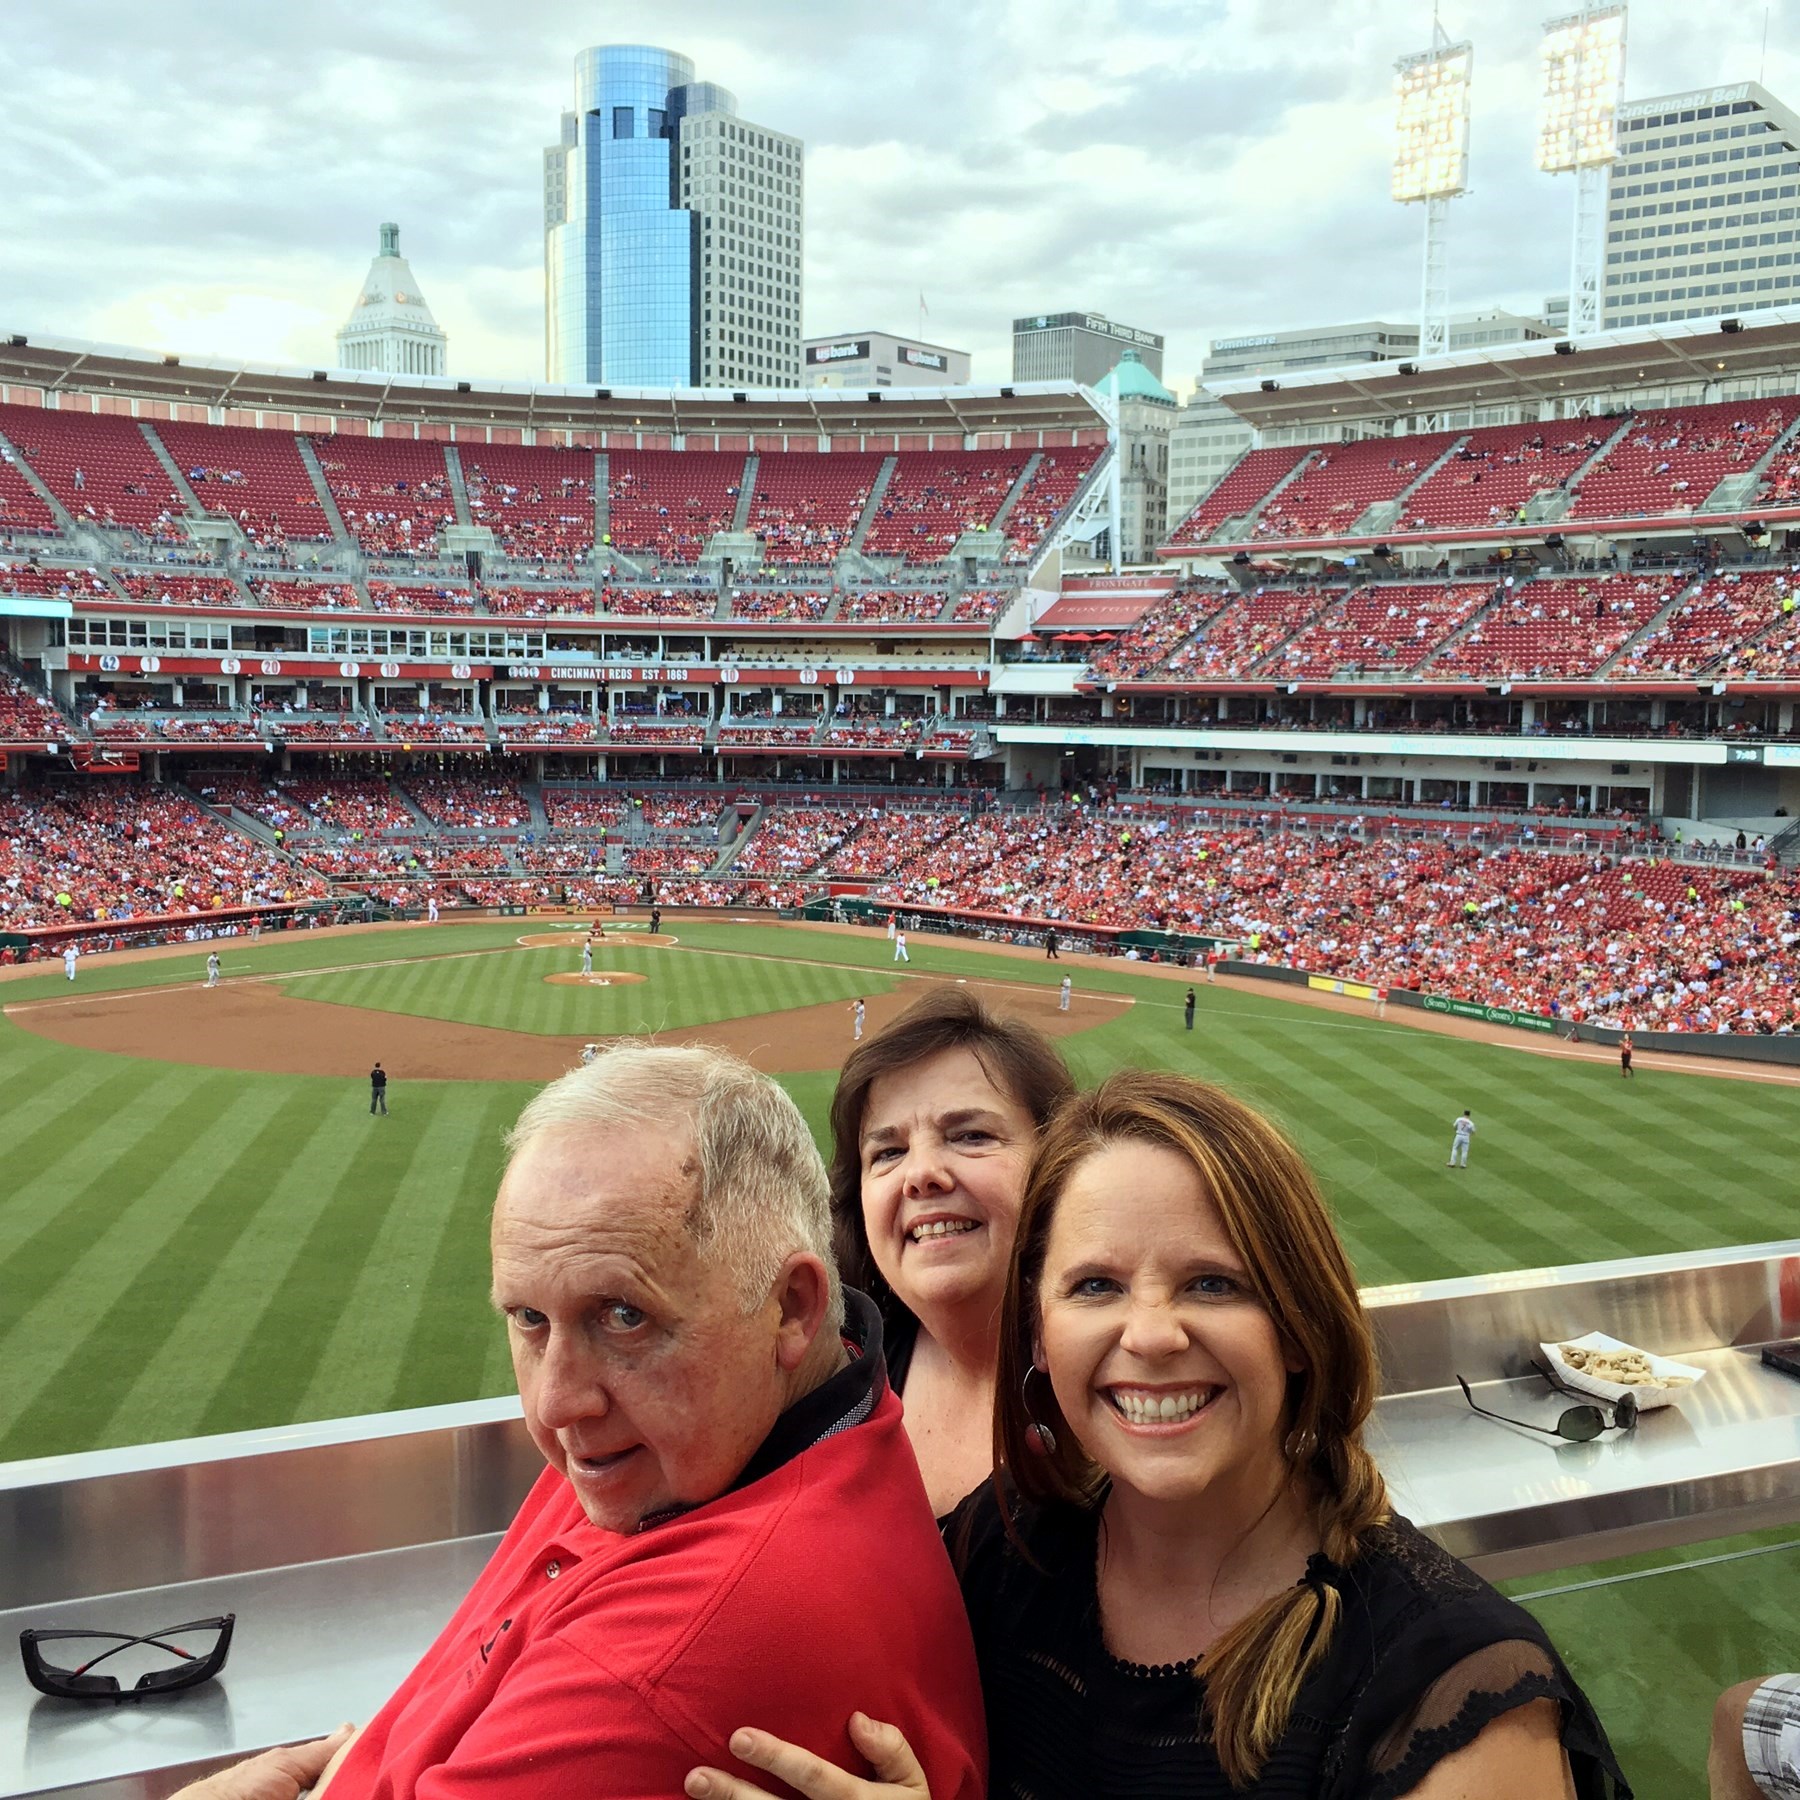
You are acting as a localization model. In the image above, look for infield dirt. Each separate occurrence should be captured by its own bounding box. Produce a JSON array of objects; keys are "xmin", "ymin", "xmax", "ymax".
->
[{"xmin": 5, "ymin": 954, "xmax": 1122, "ymax": 1079}]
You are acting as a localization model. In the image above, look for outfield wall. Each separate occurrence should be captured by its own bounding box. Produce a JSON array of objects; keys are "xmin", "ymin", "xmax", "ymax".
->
[{"xmin": 1218, "ymin": 961, "xmax": 1800, "ymax": 1068}]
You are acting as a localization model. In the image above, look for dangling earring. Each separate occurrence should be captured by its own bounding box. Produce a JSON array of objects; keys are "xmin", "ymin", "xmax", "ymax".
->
[
  {"xmin": 1284, "ymin": 1422, "xmax": 1318, "ymax": 1464},
  {"xmin": 1023, "ymin": 1366, "xmax": 1057, "ymax": 1457}
]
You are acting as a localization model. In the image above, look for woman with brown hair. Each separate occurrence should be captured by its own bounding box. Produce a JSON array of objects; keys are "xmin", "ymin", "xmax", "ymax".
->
[
  {"xmin": 826, "ymin": 987, "xmax": 1073, "ymax": 1518},
  {"xmin": 688, "ymin": 1069, "xmax": 1628, "ymax": 1800}
]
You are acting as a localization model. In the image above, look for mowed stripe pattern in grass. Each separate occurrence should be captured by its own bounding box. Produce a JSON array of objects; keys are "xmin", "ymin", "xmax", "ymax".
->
[
  {"xmin": 285, "ymin": 944, "xmax": 893, "ymax": 1036},
  {"xmin": 3, "ymin": 920, "xmax": 1798, "ymax": 1800}
]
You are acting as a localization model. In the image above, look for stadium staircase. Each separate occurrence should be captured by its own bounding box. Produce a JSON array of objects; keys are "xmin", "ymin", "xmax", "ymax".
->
[
  {"xmin": 443, "ymin": 445, "xmax": 475, "ymax": 528},
  {"xmin": 1591, "ymin": 570, "xmax": 1712, "ymax": 678},
  {"xmin": 392, "ymin": 782, "xmax": 436, "ymax": 829},
  {"xmin": 1768, "ymin": 816, "xmax": 1800, "ymax": 866},
  {"xmin": 138, "ymin": 423, "xmax": 209, "ymax": 522},
  {"xmin": 1527, "ymin": 418, "xmax": 1635, "ymax": 523},
  {"xmin": 708, "ymin": 802, "xmax": 763, "ymax": 876},
  {"xmin": 1706, "ymin": 411, "xmax": 1800, "ymax": 512},
  {"xmin": 845, "ymin": 456, "xmax": 898, "ymax": 555},
  {"xmin": 593, "ymin": 452, "xmax": 610, "ymax": 550},
  {"xmin": 0, "ymin": 424, "xmax": 84, "ymax": 545},
  {"xmin": 1210, "ymin": 449, "xmax": 1319, "ymax": 543},
  {"xmin": 295, "ymin": 438, "xmax": 354, "ymax": 545},
  {"xmin": 522, "ymin": 782, "xmax": 550, "ymax": 833},
  {"xmin": 1351, "ymin": 436, "xmax": 1469, "ymax": 535},
  {"xmin": 1407, "ymin": 577, "xmax": 1511, "ymax": 670},
  {"xmin": 1022, "ymin": 447, "xmax": 1114, "ymax": 583},
  {"xmin": 989, "ymin": 453, "xmax": 1043, "ymax": 537},
  {"xmin": 731, "ymin": 455, "xmax": 759, "ymax": 532},
  {"xmin": 0, "ymin": 644, "xmax": 75, "ymax": 729}
]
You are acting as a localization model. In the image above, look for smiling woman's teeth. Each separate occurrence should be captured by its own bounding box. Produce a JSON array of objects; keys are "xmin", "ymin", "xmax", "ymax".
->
[
  {"xmin": 910, "ymin": 1219, "xmax": 980, "ymax": 1240},
  {"xmin": 1111, "ymin": 1390, "xmax": 1211, "ymax": 1424}
]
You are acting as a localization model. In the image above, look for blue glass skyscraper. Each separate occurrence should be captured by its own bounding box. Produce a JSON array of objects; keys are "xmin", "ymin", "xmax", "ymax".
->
[{"xmin": 544, "ymin": 45, "xmax": 804, "ymax": 388}]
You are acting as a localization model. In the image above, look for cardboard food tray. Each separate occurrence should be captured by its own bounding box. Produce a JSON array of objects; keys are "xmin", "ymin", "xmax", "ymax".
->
[{"xmin": 1539, "ymin": 1330, "xmax": 1706, "ymax": 1412}]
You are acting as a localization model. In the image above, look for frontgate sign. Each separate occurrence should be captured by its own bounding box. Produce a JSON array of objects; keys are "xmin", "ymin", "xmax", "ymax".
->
[{"xmin": 1423, "ymin": 994, "xmax": 1558, "ymax": 1034}]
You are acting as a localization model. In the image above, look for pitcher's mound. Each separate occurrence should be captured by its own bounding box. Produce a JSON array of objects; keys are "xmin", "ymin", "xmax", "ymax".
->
[{"xmin": 544, "ymin": 970, "xmax": 649, "ymax": 987}]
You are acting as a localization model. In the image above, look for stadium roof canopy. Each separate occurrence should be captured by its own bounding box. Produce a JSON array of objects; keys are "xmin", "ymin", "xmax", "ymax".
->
[
  {"xmin": 0, "ymin": 331, "xmax": 1105, "ymax": 438},
  {"xmin": 1207, "ymin": 307, "xmax": 1800, "ymax": 433}
]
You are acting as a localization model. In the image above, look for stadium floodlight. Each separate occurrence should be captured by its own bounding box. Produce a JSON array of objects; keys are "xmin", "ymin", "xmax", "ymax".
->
[
  {"xmin": 1538, "ymin": 3, "xmax": 1627, "ymax": 337},
  {"xmin": 1393, "ymin": 30, "xmax": 1472, "ymax": 360}
]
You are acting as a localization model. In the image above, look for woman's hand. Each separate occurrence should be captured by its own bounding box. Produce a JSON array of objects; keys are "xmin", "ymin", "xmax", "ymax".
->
[{"xmin": 685, "ymin": 1713, "xmax": 932, "ymax": 1800}]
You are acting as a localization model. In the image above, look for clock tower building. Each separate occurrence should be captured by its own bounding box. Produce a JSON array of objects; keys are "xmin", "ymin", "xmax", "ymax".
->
[{"xmin": 334, "ymin": 222, "xmax": 449, "ymax": 377}]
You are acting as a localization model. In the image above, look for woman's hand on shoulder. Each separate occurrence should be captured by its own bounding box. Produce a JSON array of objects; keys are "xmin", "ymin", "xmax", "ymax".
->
[
  {"xmin": 685, "ymin": 1713, "xmax": 931, "ymax": 1800},
  {"xmin": 1401, "ymin": 1697, "xmax": 1576, "ymax": 1800}
]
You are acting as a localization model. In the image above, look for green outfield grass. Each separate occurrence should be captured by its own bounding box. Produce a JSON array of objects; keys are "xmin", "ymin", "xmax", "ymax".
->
[{"xmin": 0, "ymin": 916, "xmax": 1793, "ymax": 1798}]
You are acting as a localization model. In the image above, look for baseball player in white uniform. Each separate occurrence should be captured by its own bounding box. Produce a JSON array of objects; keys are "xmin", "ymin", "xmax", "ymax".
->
[
  {"xmin": 206, "ymin": 952, "xmax": 221, "ymax": 987},
  {"xmin": 852, "ymin": 997, "xmax": 866, "ymax": 1041},
  {"xmin": 63, "ymin": 943, "xmax": 77, "ymax": 982},
  {"xmin": 893, "ymin": 928, "xmax": 909, "ymax": 963},
  {"xmin": 1447, "ymin": 1109, "xmax": 1475, "ymax": 1168},
  {"xmin": 1059, "ymin": 974, "xmax": 1072, "ymax": 1013}
]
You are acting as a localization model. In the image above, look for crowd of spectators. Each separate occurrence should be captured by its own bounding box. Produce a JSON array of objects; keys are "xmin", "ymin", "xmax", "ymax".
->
[
  {"xmin": 404, "ymin": 777, "xmax": 529, "ymax": 829},
  {"xmin": 0, "ymin": 780, "xmax": 326, "ymax": 930},
  {"xmin": 1611, "ymin": 568, "xmax": 1798, "ymax": 678},
  {"xmin": 114, "ymin": 571, "xmax": 242, "ymax": 608},
  {"xmin": 1087, "ymin": 583, "xmax": 1234, "ymax": 681},
  {"xmin": 729, "ymin": 589, "xmax": 832, "ymax": 622},
  {"xmin": 1427, "ymin": 573, "xmax": 1680, "ymax": 679},
  {"xmin": 862, "ymin": 802, "xmax": 1800, "ymax": 1034},
  {"xmin": 862, "ymin": 453, "xmax": 1026, "ymax": 562},
  {"xmin": 837, "ymin": 589, "xmax": 951, "ymax": 625},
  {"xmin": 310, "ymin": 438, "xmax": 455, "ymax": 559},
  {"xmin": 731, "ymin": 806, "xmax": 861, "ymax": 876},
  {"xmin": 0, "ymin": 670, "xmax": 69, "ymax": 741}
]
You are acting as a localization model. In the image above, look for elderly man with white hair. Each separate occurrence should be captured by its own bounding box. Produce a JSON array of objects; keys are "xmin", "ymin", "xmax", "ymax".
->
[{"xmin": 180, "ymin": 1042, "xmax": 985, "ymax": 1800}]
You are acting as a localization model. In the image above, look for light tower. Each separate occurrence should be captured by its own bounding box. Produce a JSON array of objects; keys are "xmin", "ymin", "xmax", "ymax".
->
[
  {"xmin": 1537, "ymin": 4, "xmax": 1627, "ymax": 338},
  {"xmin": 1392, "ymin": 23, "xmax": 1472, "ymax": 360}
]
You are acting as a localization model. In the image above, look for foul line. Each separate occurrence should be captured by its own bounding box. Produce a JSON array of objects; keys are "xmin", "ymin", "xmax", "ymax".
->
[{"xmin": 1511, "ymin": 1535, "xmax": 1800, "ymax": 1603}]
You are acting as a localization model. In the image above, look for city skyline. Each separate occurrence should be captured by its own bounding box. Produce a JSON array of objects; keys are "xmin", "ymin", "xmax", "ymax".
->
[{"xmin": 3, "ymin": 0, "xmax": 1793, "ymax": 393}]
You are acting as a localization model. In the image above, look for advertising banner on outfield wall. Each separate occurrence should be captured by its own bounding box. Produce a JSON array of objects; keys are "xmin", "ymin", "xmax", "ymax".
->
[
  {"xmin": 1307, "ymin": 975, "xmax": 1378, "ymax": 1001},
  {"xmin": 1421, "ymin": 994, "xmax": 1559, "ymax": 1033}
]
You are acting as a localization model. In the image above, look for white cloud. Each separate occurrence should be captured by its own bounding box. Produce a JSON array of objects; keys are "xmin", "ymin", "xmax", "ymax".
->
[{"xmin": 3, "ymin": 0, "xmax": 1797, "ymax": 395}]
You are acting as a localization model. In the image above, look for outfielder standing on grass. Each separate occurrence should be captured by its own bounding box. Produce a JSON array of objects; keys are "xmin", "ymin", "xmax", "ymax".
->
[
  {"xmin": 1448, "ymin": 1107, "xmax": 1475, "ymax": 1168},
  {"xmin": 370, "ymin": 1062, "xmax": 389, "ymax": 1116},
  {"xmin": 63, "ymin": 942, "xmax": 77, "ymax": 982}
]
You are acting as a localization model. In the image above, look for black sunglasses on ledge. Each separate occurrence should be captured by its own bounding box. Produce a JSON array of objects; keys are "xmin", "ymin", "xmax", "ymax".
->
[
  {"xmin": 19, "ymin": 1614, "xmax": 235, "ymax": 1701},
  {"xmin": 1456, "ymin": 1373, "xmax": 1638, "ymax": 1445}
]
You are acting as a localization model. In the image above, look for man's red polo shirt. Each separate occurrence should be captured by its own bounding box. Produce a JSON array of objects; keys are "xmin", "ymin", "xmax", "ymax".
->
[{"xmin": 325, "ymin": 1363, "xmax": 984, "ymax": 1797}]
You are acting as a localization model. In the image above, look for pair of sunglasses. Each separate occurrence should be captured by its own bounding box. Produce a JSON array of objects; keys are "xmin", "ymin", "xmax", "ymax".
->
[
  {"xmin": 19, "ymin": 1615, "xmax": 234, "ymax": 1701},
  {"xmin": 1456, "ymin": 1369, "xmax": 1638, "ymax": 1444}
]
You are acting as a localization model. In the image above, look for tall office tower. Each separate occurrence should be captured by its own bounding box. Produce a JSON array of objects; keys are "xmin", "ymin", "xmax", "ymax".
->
[
  {"xmin": 1604, "ymin": 81, "xmax": 1800, "ymax": 328},
  {"xmin": 1012, "ymin": 312, "xmax": 1164, "ymax": 386},
  {"xmin": 543, "ymin": 45, "xmax": 804, "ymax": 388},
  {"xmin": 334, "ymin": 224, "xmax": 448, "ymax": 377}
]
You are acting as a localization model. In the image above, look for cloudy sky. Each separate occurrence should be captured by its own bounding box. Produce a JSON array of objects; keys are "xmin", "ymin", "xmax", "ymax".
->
[{"xmin": 3, "ymin": 0, "xmax": 1791, "ymax": 393}]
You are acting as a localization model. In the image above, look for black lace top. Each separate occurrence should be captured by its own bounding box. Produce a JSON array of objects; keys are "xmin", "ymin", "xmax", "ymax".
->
[{"xmin": 951, "ymin": 1488, "xmax": 1632, "ymax": 1799}]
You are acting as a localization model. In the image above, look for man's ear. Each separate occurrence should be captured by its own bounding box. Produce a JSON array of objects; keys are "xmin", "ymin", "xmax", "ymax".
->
[{"xmin": 771, "ymin": 1253, "xmax": 834, "ymax": 1372}]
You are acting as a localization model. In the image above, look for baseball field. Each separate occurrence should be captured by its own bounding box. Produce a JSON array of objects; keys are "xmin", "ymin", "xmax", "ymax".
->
[{"xmin": 1, "ymin": 913, "xmax": 1793, "ymax": 1797}]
